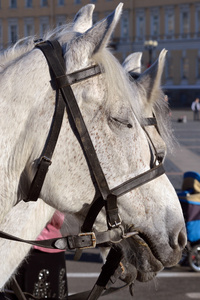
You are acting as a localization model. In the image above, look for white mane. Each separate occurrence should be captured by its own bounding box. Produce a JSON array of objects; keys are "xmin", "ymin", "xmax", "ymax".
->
[{"xmin": 93, "ymin": 49, "xmax": 143, "ymax": 125}]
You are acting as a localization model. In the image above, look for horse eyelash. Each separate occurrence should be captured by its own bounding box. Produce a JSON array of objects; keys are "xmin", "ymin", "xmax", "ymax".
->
[{"xmin": 111, "ymin": 117, "xmax": 132, "ymax": 129}]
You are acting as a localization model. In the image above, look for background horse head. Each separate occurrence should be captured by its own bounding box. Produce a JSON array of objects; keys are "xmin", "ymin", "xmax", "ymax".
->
[
  {"xmin": 121, "ymin": 50, "xmax": 185, "ymax": 282},
  {"xmin": 0, "ymin": 3, "xmax": 186, "ymax": 288}
]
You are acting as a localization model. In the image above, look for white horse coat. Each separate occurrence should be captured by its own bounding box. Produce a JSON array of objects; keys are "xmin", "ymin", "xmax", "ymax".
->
[{"xmin": 0, "ymin": 3, "xmax": 186, "ymax": 289}]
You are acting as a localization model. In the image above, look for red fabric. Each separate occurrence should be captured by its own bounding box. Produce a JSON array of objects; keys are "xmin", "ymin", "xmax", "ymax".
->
[{"xmin": 34, "ymin": 211, "xmax": 65, "ymax": 253}]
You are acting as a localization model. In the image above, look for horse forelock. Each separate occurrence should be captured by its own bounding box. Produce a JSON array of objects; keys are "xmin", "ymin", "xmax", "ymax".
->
[
  {"xmin": 92, "ymin": 49, "xmax": 144, "ymax": 125},
  {"xmin": 153, "ymin": 93, "xmax": 175, "ymax": 152},
  {"xmin": 130, "ymin": 74, "xmax": 175, "ymax": 151}
]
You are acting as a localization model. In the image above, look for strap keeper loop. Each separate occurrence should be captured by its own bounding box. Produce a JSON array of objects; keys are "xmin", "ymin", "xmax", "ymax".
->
[
  {"xmin": 40, "ymin": 155, "xmax": 52, "ymax": 165},
  {"xmin": 106, "ymin": 194, "xmax": 121, "ymax": 228}
]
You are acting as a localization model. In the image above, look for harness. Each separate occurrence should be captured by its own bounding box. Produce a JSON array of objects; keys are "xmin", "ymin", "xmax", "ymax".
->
[{"xmin": 0, "ymin": 40, "xmax": 165, "ymax": 300}]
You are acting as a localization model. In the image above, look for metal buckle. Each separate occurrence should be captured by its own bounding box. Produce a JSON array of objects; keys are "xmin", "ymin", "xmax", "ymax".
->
[
  {"xmin": 108, "ymin": 215, "xmax": 122, "ymax": 228},
  {"xmin": 78, "ymin": 232, "xmax": 96, "ymax": 249}
]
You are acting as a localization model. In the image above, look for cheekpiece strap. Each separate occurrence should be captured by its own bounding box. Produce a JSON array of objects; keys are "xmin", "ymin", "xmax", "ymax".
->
[{"xmin": 144, "ymin": 117, "xmax": 157, "ymax": 126}]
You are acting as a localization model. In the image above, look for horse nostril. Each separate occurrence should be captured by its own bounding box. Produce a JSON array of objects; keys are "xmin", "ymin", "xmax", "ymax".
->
[
  {"xmin": 169, "ymin": 227, "xmax": 187, "ymax": 250},
  {"xmin": 177, "ymin": 228, "xmax": 187, "ymax": 250}
]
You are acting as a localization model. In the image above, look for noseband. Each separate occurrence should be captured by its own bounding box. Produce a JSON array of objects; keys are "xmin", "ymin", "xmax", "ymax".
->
[{"xmin": 0, "ymin": 40, "xmax": 165, "ymax": 300}]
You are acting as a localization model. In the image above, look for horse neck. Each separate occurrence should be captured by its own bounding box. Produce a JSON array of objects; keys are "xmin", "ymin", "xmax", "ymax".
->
[{"xmin": 0, "ymin": 50, "xmax": 54, "ymax": 212}]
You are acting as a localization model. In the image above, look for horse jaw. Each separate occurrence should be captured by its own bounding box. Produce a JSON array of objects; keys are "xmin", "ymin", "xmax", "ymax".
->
[{"xmin": 73, "ymin": 4, "xmax": 94, "ymax": 33}]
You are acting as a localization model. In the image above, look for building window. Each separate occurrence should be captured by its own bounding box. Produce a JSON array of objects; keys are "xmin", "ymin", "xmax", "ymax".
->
[
  {"xmin": 0, "ymin": 23, "xmax": 2, "ymax": 49},
  {"xmin": 150, "ymin": 8, "xmax": 160, "ymax": 38},
  {"xmin": 40, "ymin": 17, "xmax": 49, "ymax": 37},
  {"xmin": 8, "ymin": 20, "xmax": 18, "ymax": 44},
  {"xmin": 196, "ymin": 54, "xmax": 200, "ymax": 79},
  {"xmin": 24, "ymin": 18, "xmax": 34, "ymax": 36},
  {"xmin": 180, "ymin": 5, "xmax": 190, "ymax": 38},
  {"xmin": 74, "ymin": 0, "xmax": 81, "ymax": 4},
  {"xmin": 195, "ymin": 4, "xmax": 200, "ymax": 37},
  {"xmin": 58, "ymin": 0, "xmax": 64, "ymax": 5},
  {"xmin": 136, "ymin": 9, "xmax": 145, "ymax": 41},
  {"xmin": 41, "ymin": 0, "xmax": 48, "ymax": 7},
  {"xmin": 182, "ymin": 12, "xmax": 189, "ymax": 33},
  {"xmin": 10, "ymin": 0, "xmax": 17, "ymax": 8},
  {"xmin": 165, "ymin": 6, "xmax": 174, "ymax": 38},
  {"xmin": 56, "ymin": 16, "xmax": 66, "ymax": 27},
  {"xmin": 121, "ymin": 10, "xmax": 129, "ymax": 41},
  {"xmin": 166, "ymin": 55, "xmax": 174, "ymax": 80},
  {"xmin": 26, "ymin": 0, "xmax": 32, "ymax": 7},
  {"xmin": 197, "ymin": 10, "xmax": 200, "ymax": 35},
  {"xmin": 181, "ymin": 56, "xmax": 189, "ymax": 79}
]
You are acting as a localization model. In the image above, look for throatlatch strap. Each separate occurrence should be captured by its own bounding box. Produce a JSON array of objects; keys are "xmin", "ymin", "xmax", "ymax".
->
[
  {"xmin": 26, "ymin": 90, "xmax": 65, "ymax": 202},
  {"xmin": 26, "ymin": 41, "xmax": 65, "ymax": 202}
]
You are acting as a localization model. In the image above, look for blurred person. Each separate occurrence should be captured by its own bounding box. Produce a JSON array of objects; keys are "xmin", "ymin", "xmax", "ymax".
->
[{"xmin": 191, "ymin": 98, "xmax": 200, "ymax": 121}]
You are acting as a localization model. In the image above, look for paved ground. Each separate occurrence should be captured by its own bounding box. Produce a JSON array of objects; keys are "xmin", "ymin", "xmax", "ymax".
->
[
  {"xmin": 164, "ymin": 109, "xmax": 200, "ymax": 191},
  {"xmin": 65, "ymin": 109, "xmax": 200, "ymax": 299}
]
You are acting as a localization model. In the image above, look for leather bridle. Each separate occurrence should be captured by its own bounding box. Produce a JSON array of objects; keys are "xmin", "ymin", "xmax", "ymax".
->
[{"xmin": 0, "ymin": 40, "xmax": 165, "ymax": 300}]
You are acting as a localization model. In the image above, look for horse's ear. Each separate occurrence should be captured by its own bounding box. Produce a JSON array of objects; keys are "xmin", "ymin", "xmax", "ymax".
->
[
  {"xmin": 122, "ymin": 52, "xmax": 142, "ymax": 73},
  {"xmin": 73, "ymin": 4, "xmax": 94, "ymax": 33},
  {"xmin": 71, "ymin": 3, "xmax": 123, "ymax": 57},
  {"xmin": 137, "ymin": 49, "xmax": 167, "ymax": 104}
]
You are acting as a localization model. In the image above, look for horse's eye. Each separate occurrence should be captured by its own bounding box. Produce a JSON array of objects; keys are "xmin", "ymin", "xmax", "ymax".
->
[{"xmin": 111, "ymin": 117, "xmax": 132, "ymax": 128}]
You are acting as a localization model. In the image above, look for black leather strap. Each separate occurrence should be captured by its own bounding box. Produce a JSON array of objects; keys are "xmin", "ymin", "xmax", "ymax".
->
[
  {"xmin": 86, "ymin": 247, "xmax": 123, "ymax": 300},
  {"xmin": 0, "ymin": 227, "xmax": 128, "ymax": 251},
  {"xmin": 144, "ymin": 117, "xmax": 157, "ymax": 126},
  {"xmin": 110, "ymin": 163, "xmax": 165, "ymax": 197},
  {"xmin": 81, "ymin": 197, "xmax": 105, "ymax": 233},
  {"xmin": 26, "ymin": 41, "xmax": 66, "ymax": 202},
  {"xmin": 26, "ymin": 90, "xmax": 65, "ymax": 202},
  {"xmin": 52, "ymin": 65, "xmax": 101, "ymax": 89}
]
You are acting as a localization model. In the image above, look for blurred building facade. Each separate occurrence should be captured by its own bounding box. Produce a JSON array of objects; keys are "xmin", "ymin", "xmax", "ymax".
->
[{"xmin": 0, "ymin": 0, "xmax": 200, "ymax": 106}]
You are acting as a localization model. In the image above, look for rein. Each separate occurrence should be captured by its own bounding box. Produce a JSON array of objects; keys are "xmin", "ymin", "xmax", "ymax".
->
[{"xmin": 0, "ymin": 40, "xmax": 165, "ymax": 300}]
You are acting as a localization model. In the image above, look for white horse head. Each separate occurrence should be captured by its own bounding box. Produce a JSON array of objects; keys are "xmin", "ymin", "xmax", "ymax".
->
[{"xmin": 0, "ymin": 3, "xmax": 186, "ymax": 288}]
